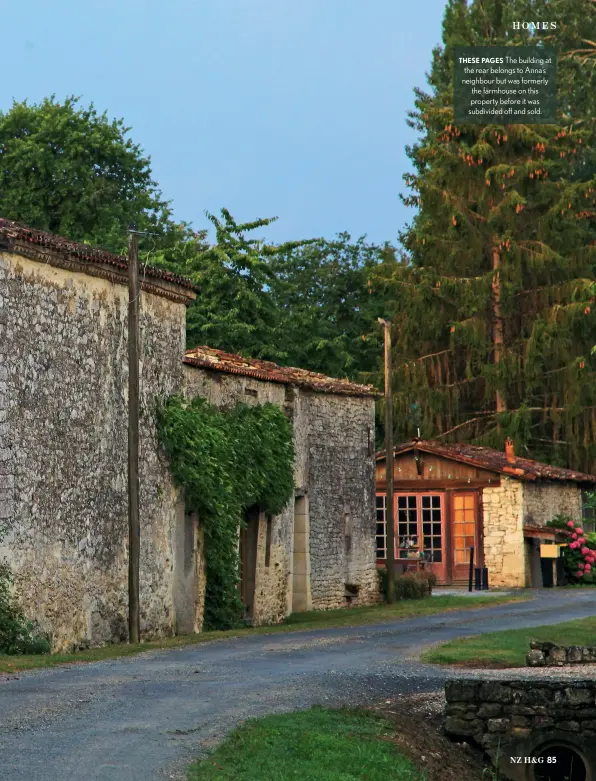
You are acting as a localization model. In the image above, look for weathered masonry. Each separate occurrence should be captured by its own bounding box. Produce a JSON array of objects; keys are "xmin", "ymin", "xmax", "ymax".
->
[
  {"xmin": 0, "ymin": 218, "xmax": 380, "ymax": 651},
  {"xmin": 375, "ymin": 439, "xmax": 596, "ymax": 588},
  {"xmin": 0, "ymin": 219, "xmax": 195, "ymax": 651},
  {"xmin": 183, "ymin": 346, "xmax": 381, "ymax": 625},
  {"xmin": 444, "ymin": 678, "xmax": 596, "ymax": 781}
]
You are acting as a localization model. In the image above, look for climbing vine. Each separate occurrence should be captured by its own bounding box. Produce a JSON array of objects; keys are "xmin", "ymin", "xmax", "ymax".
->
[{"xmin": 156, "ymin": 396, "xmax": 294, "ymax": 630}]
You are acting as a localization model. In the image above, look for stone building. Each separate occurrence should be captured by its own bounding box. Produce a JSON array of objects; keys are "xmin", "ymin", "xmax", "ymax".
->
[
  {"xmin": 375, "ymin": 439, "xmax": 596, "ymax": 588},
  {"xmin": 0, "ymin": 218, "xmax": 379, "ymax": 651}
]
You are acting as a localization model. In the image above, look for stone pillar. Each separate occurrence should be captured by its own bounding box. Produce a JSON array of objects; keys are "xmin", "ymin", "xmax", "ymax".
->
[{"xmin": 292, "ymin": 495, "xmax": 312, "ymax": 612}]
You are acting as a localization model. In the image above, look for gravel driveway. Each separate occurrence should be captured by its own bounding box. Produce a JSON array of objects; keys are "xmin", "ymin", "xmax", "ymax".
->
[{"xmin": 1, "ymin": 589, "xmax": 595, "ymax": 781}]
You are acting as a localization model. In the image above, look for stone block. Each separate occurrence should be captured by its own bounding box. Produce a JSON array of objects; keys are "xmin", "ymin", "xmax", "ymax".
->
[
  {"xmin": 546, "ymin": 646, "xmax": 567, "ymax": 665},
  {"xmin": 568, "ymin": 646, "xmax": 583, "ymax": 663},
  {"xmin": 444, "ymin": 717, "xmax": 485, "ymax": 737},
  {"xmin": 526, "ymin": 649, "xmax": 545, "ymax": 667},
  {"xmin": 445, "ymin": 681, "xmax": 479, "ymax": 703},
  {"xmin": 479, "ymin": 682, "xmax": 513, "ymax": 703},
  {"xmin": 558, "ymin": 721, "xmax": 580, "ymax": 732},
  {"xmin": 487, "ymin": 718, "xmax": 510, "ymax": 733},
  {"xmin": 511, "ymin": 727, "xmax": 531, "ymax": 738},
  {"xmin": 478, "ymin": 703, "xmax": 503, "ymax": 718}
]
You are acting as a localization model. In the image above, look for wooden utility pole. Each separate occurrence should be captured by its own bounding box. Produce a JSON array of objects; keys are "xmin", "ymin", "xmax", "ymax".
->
[
  {"xmin": 128, "ymin": 226, "xmax": 141, "ymax": 644},
  {"xmin": 378, "ymin": 318, "xmax": 396, "ymax": 603}
]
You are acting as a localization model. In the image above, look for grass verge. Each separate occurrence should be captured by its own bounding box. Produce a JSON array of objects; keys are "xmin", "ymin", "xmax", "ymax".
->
[
  {"xmin": 186, "ymin": 706, "xmax": 425, "ymax": 781},
  {"xmin": 0, "ymin": 593, "xmax": 526, "ymax": 674},
  {"xmin": 421, "ymin": 615, "xmax": 596, "ymax": 667}
]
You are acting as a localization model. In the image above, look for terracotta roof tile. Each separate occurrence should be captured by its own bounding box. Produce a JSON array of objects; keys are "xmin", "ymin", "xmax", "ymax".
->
[
  {"xmin": 0, "ymin": 218, "xmax": 197, "ymax": 293},
  {"xmin": 184, "ymin": 345, "xmax": 380, "ymax": 397},
  {"xmin": 376, "ymin": 439, "xmax": 596, "ymax": 484}
]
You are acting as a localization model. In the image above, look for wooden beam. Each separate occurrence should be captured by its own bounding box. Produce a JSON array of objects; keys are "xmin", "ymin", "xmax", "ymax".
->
[{"xmin": 376, "ymin": 479, "xmax": 500, "ymax": 490}]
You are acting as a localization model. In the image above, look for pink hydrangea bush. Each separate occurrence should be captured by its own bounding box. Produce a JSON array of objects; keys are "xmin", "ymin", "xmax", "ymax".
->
[{"xmin": 546, "ymin": 515, "xmax": 596, "ymax": 584}]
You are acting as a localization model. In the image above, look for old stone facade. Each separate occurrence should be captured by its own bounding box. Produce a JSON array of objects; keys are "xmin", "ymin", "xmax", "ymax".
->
[
  {"xmin": 444, "ymin": 678, "xmax": 596, "ymax": 781},
  {"xmin": 0, "ymin": 235, "xmax": 193, "ymax": 651},
  {"xmin": 183, "ymin": 349, "xmax": 380, "ymax": 628},
  {"xmin": 0, "ymin": 220, "xmax": 379, "ymax": 651}
]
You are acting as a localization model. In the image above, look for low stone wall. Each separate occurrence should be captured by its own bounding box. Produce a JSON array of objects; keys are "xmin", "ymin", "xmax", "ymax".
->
[
  {"xmin": 527, "ymin": 640, "xmax": 596, "ymax": 667},
  {"xmin": 444, "ymin": 679, "xmax": 596, "ymax": 781}
]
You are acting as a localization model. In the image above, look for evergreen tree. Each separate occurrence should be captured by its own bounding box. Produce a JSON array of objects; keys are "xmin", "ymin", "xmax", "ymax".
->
[{"xmin": 381, "ymin": 0, "xmax": 596, "ymax": 470}]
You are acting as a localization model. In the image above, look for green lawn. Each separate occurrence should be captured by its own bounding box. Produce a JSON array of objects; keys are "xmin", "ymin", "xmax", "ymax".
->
[
  {"xmin": 186, "ymin": 707, "xmax": 425, "ymax": 781},
  {"xmin": 0, "ymin": 593, "xmax": 525, "ymax": 674},
  {"xmin": 421, "ymin": 616, "xmax": 596, "ymax": 667}
]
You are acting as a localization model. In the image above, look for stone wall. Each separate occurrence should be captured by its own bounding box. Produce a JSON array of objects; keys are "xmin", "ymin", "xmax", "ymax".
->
[
  {"xmin": 183, "ymin": 366, "xmax": 379, "ymax": 619},
  {"xmin": 527, "ymin": 641, "xmax": 596, "ymax": 667},
  {"xmin": 302, "ymin": 392, "xmax": 378, "ymax": 610},
  {"xmin": 0, "ymin": 251, "xmax": 188, "ymax": 651},
  {"xmin": 482, "ymin": 479, "xmax": 525, "ymax": 588},
  {"xmin": 523, "ymin": 481, "xmax": 582, "ymax": 526},
  {"xmin": 444, "ymin": 679, "xmax": 596, "ymax": 781}
]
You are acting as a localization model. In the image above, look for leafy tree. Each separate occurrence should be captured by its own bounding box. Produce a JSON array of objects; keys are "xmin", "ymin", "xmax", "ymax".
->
[
  {"xmin": 0, "ymin": 95, "xmax": 178, "ymax": 253},
  {"xmin": 159, "ymin": 208, "xmax": 309, "ymax": 358},
  {"xmin": 381, "ymin": 0, "xmax": 596, "ymax": 471},
  {"xmin": 269, "ymin": 235, "xmax": 394, "ymax": 379}
]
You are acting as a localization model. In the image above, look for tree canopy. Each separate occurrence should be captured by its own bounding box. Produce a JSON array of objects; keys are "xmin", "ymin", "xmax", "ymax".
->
[{"xmin": 0, "ymin": 95, "xmax": 178, "ymax": 254}]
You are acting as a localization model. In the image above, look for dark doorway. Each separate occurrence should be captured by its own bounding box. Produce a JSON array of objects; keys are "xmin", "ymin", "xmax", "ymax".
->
[
  {"xmin": 534, "ymin": 744, "xmax": 587, "ymax": 781},
  {"xmin": 540, "ymin": 557, "xmax": 554, "ymax": 588},
  {"xmin": 240, "ymin": 506, "xmax": 260, "ymax": 619}
]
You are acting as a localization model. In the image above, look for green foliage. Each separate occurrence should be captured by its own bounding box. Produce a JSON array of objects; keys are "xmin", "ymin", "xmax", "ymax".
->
[
  {"xmin": 546, "ymin": 515, "xmax": 596, "ymax": 583},
  {"xmin": 393, "ymin": 572, "xmax": 435, "ymax": 601},
  {"xmin": 157, "ymin": 208, "xmax": 313, "ymax": 359},
  {"xmin": 0, "ymin": 95, "xmax": 184, "ymax": 254},
  {"xmin": 157, "ymin": 396, "xmax": 294, "ymax": 630},
  {"xmin": 0, "ymin": 563, "xmax": 50, "ymax": 655},
  {"xmin": 381, "ymin": 0, "xmax": 596, "ymax": 472},
  {"xmin": 269, "ymin": 235, "xmax": 392, "ymax": 379}
]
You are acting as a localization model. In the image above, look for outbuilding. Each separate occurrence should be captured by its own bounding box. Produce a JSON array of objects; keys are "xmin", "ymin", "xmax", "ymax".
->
[{"xmin": 375, "ymin": 439, "xmax": 596, "ymax": 587}]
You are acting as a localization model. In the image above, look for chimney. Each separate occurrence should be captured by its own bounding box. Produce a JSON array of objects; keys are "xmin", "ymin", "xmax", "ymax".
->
[{"xmin": 505, "ymin": 437, "xmax": 515, "ymax": 463}]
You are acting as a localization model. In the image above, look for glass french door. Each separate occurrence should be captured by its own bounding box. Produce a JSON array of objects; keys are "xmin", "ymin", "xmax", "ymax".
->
[
  {"xmin": 452, "ymin": 493, "xmax": 477, "ymax": 581},
  {"xmin": 396, "ymin": 493, "xmax": 446, "ymax": 581}
]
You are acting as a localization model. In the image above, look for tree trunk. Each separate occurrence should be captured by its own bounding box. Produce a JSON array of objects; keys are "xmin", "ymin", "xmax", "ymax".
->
[{"xmin": 492, "ymin": 246, "xmax": 506, "ymax": 413}]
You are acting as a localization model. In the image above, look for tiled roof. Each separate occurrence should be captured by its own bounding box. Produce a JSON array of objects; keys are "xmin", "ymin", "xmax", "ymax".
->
[
  {"xmin": 184, "ymin": 346, "xmax": 380, "ymax": 397},
  {"xmin": 376, "ymin": 439, "xmax": 596, "ymax": 484},
  {"xmin": 0, "ymin": 218, "xmax": 197, "ymax": 293}
]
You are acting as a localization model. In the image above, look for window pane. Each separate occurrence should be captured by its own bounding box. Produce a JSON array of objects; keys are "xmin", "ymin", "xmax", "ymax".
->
[
  {"xmin": 422, "ymin": 496, "xmax": 430, "ymax": 508},
  {"xmin": 422, "ymin": 509, "xmax": 431, "ymax": 522},
  {"xmin": 398, "ymin": 496, "xmax": 407, "ymax": 508}
]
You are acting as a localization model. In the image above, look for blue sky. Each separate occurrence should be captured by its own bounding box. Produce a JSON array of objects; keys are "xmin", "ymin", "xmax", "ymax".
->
[{"xmin": 3, "ymin": 1, "xmax": 447, "ymax": 245}]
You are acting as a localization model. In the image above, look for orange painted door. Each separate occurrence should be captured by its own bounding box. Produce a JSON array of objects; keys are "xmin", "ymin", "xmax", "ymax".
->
[{"xmin": 452, "ymin": 493, "xmax": 477, "ymax": 581}]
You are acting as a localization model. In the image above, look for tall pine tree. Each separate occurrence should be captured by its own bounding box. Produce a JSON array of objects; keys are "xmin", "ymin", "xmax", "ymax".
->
[{"xmin": 380, "ymin": 0, "xmax": 596, "ymax": 470}]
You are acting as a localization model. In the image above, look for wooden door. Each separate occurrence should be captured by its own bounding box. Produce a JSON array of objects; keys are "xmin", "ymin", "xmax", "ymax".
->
[
  {"xmin": 240, "ymin": 506, "xmax": 260, "ymax": 618},
  {"xmin": 451, "ymin": 492, "xmax": 477, "ymax": 582}
]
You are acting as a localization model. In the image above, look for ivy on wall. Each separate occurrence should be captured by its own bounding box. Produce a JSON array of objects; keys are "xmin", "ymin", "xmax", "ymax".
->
[{"xmin": 156, "ymin": 396, "xmax": 295, "ymax": 630}]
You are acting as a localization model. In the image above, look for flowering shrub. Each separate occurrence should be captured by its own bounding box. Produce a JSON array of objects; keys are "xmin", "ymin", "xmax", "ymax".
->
[{"xmin": 546, "ymin": 515, "xmax": 596, "ymax": 583}]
